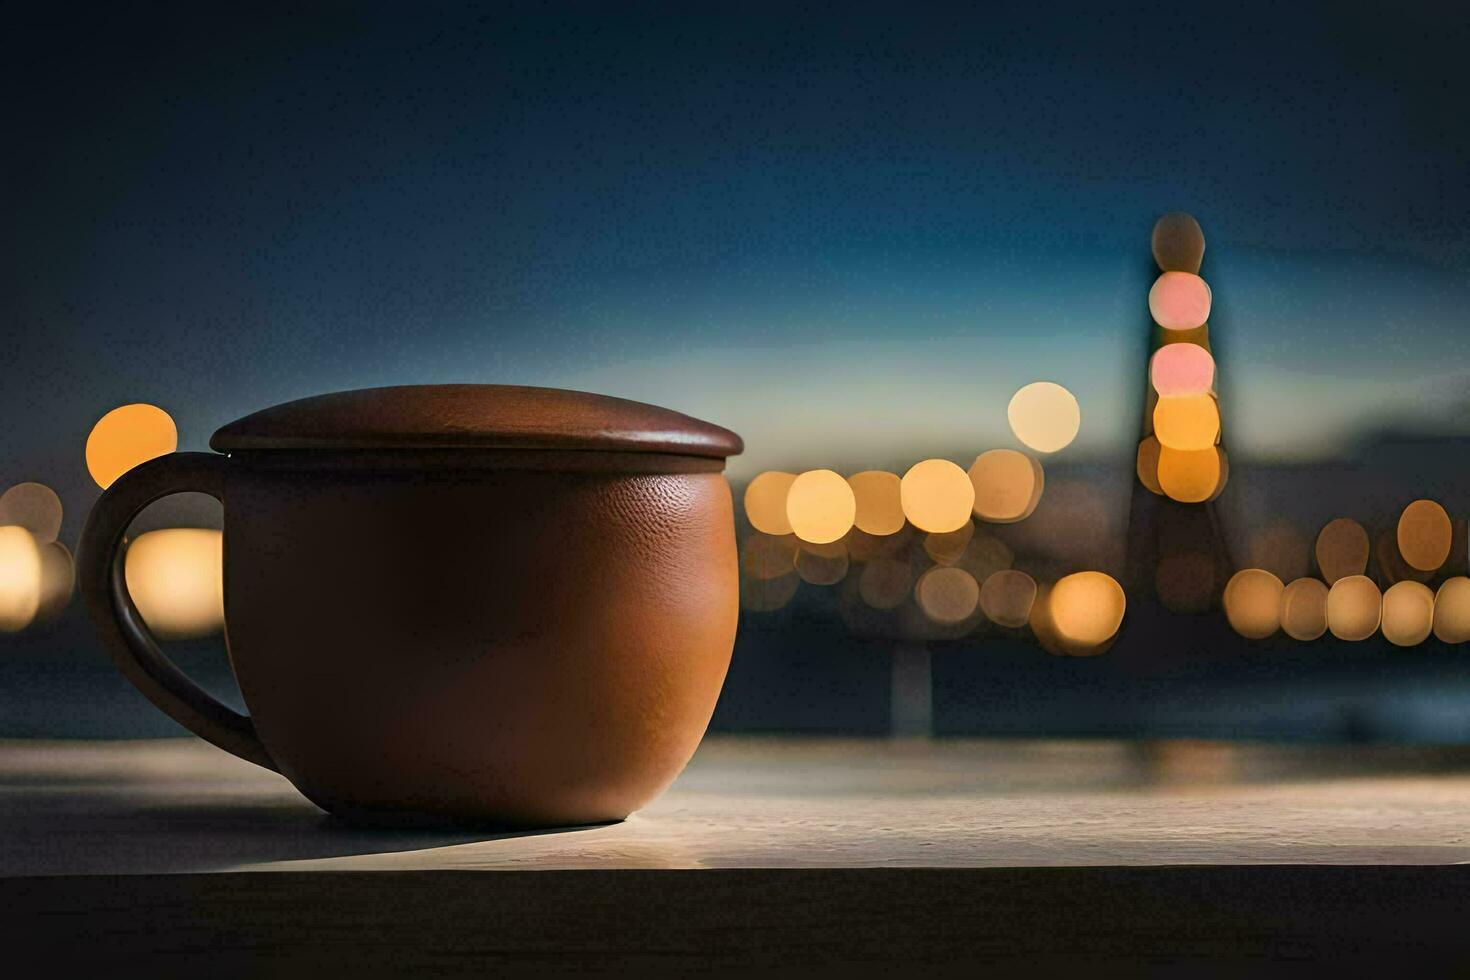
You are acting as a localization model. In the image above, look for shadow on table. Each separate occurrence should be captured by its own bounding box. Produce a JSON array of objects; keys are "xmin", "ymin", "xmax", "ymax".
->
[{"xmin": 0, "ymin": 796, "xmax": 605, "ymax": 876}]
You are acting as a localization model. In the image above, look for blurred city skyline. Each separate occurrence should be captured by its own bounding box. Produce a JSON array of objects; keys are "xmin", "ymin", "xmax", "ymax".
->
[{"xmin": 6, "ymin": 2, "xmax": 1470, "ymax": 520}]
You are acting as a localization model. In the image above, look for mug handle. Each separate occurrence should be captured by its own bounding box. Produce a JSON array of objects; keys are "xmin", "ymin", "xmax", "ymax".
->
[{"xmin": 78, "ymin": 452, "xmax": 277, "ymax": 771}]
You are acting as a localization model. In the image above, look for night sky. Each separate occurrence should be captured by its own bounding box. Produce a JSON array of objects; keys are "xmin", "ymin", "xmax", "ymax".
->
[{"xmin": 6, "ymin": 1, "xmax": 1470, "ymax": 535}]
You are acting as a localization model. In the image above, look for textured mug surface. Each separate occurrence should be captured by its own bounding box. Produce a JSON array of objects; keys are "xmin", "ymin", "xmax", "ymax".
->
[
  {"xmin": 78, "ymin": 385, "xmax": 742, "ymax": 826},
  {"xmin": 224, "ymin": 458, "xmax": 738, "ymax": 825}
]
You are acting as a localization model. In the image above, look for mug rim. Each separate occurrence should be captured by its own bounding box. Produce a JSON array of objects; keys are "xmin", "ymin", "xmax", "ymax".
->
[{"xmin": 221, "ymin": 448, "xmax": 728, "ymax": 475}]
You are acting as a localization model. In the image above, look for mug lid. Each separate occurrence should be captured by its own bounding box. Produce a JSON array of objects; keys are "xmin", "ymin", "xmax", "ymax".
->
[{"xmin": 210, "ymin": 384, "xmax": 743, "ymax": 459}]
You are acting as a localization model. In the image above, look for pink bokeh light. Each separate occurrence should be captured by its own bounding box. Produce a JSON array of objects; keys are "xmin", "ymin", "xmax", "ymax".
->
[
  {"xmin": 1150, "ymin": 343, "xmax": 1215, "ymax": 396},
  {"xmin": 1148, "ymin": 272, "xmax": 1212, "ymax": 330}
]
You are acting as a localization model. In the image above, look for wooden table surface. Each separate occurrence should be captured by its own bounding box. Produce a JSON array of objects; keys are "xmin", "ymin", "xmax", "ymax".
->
[
  {"xmin": 7, "ymin": 736, "xmax": 1470, "ymax": 972},
  {"xmin": 6, "ymin": 735, "xmax": 1470, "ymax": 874}
]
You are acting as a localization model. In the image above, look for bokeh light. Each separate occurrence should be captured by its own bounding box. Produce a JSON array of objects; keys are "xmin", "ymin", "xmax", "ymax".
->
[
  {"xmin": 847, "ymin": 471, "xmax": 904, "ymax": 536},
  {"xmin": 968, "ymin": 449, "xmax": 1044, "ymax": 524},
  {"xmin": 858, "ymin": 559, "xmax": 913, "ymax": 610},
  {"xmin": 1280, "ymin": 577, "xmax": 1329, "ymax": 641},
  {"xmin": 0, "ymin": 483, "xmax": 63, "ymax": 543},
  {"xmin": 846, "ymin": 526, "xmax": 911, "ymax": 563},
  {"xmin": 123, "ymin": 528, "xmax": 225, "ymax": 640},
  {"xmin": 741, "ymin": 570, "xmax": 799, "ymax": 612},
  {"xmin": 741, "ymin": 533, "xmax": 798, "ymax": 581},
  {"xmin": 1433, "ymin": 577, "xmax": 1470, "ymax": 644},
  {"xmin": 1153, "ymin": 394, "xmax": 1219, "ymax": 451},
  {"xmin": 0, "ymin": 525, "xmax": 43, "ymax": 633},
  {"xmin": 1157, "ymin": 446, "xmax": 1224, "ymax": 503},
  {"xmin": 1223, "ymin": 568, "xmax": 1284, "ymax": 640},
  {"xmin": 796, "ymin": 540, "xmax": 849, "ymax": 586},
  {"xmin": 85, "ymin": 404, "xmax": 178, "ymax": 490},
  {"xmin": 1149, "ymin": 343, "xmax": 1215, "ymax": 397},
  {"xmin": 1135, "ymin": 436, "xmax": 1163, "ymax": 495},
  {"xmin": 1397, "ymin": 499, "xmax": 1452, "ymax": 573},
  {"xmin": 1151, "ymin": 212, "xmax": 1205, "ymax": 273},
  {"xmin": 1246, "ymin": 522, "xmax": 1310, "ymax": 582},
  {"xmin": 900, "ymin": 459, "xmax": 975, "ymax": 533},
  {"xmin": 955, "ymin": 531, "xmax": 1014, "ymax": 582},
  {"xmin": 1315, "ymin": 518, "xmax": 1369, "ymax": 585},
  {"xmin": 915, "ymin": 566, "xmax": 980, "ymax": 624},
  {"xmin": 743, "ymin": 471, "xmax": 797, "ymax": 536},
  {"xmin": 1028, "ymin": 583, "xmax": 1069, "ymax": 656},
  {"xmin": 1049, "ymin": 571, "xmax": 1126, "ymax": 647},
  {"xmin": 35, "ymin": 541, "xmax": 75, "ymax": 623},
  {"xmin": 979, "ymin": 569, "xmax": 1036, "ymax": 628},
  {"xmin": 1374, "ymin": 528, "xmax": 1430, "ymax": 586},
  {"xmin": 1147, "ymin": 271, "xmax": 1212, "ymax": 330},
  {"xmin": 1381, "ymin": 580, "xmax": 1434, "ymax": 647},
  {"xmin": 1325, "ymin": 574, "xmax": 1381, "ymax": 642},
  {"xmin": 924, "ymin": 521, "xmax": 974, "ymax": 566},
  {"xmin": 785, "ymin": 469, "xmax": 856, "ymax": 545},
  {"xmin": 1006, "ymin": 382, "xmax": 1080, "ymax": 454}
]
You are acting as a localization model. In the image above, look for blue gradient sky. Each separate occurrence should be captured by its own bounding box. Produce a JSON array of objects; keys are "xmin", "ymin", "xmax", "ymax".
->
[{"xmin": 5, "ymin": 1, "xmax": 1469, "ymax": 501}]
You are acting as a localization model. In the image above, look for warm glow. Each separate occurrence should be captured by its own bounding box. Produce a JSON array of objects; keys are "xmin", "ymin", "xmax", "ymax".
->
[
  {"xmin": 0, "ymin": 482, "xmax": 63, "ymax": 543},
  {"xmin": 1374, "ymin": 528, "xmax": 1429, "ymax": 586},
  {"xmin": 1433, "ymin": 577, "xmax": 1470, "ymax": 643},
  {"xmin": 1223, "ymin": 568, "xmax": 1284, "ymax": 640},
  {"xmin": 1397, "ymin": 499, "xmax": 1452, "ymax": 573},
  {"xmin": 1049, "ymin": 571, "xmax": 1126, "ymax": 646},
  {"xmin": 123, "ymin": 528, "xmax": 225, "ymax": 640},
  {"xmin": 1326, "ymin": 574, "xmax": 1381, "ymax": 642},
  {"xmin": 743, "ymin": 472, "xmax": 797, "ymax": 536},
  {"xmin": 1006, "ymin": 382, "xmax": 1080, "ymax": 453},
  {"xmin": 1155, "ymin": 550, "xmax": 1216, "ymax": 613},
  {"xmin": 858, "ymin": 559, "xmax": 912, "ymax": 610},
  {"xmin": 924, "ymin": 522, "xmax": 974, "ymax": 566},
  {"xmin": 740, "ymin": 570, "xmax": 799, "ymax": 612},
  {"xmin": 1315, "ymin": 518, "xmax": 1369, "ymax": 585},
  {"xmin": 1381, "ymin": 580, "xmax": 1434, "ymax": 647},
  {"xmin": 1028, "ymin": 584, "xmax": 1067, "ymax": 656},
  {"xmin": 85, "ymin": 404, "xmax": 178, "ymax": 490},
  {"xmin": 1246, "ymin": 522, "xmax": 1310, "ymax": 582},
  {"xmin": 979, "ymin": 569, "xmax": 1036, "ymax": 628},
  {"xmin": 785, "ymin": 470, "xmax": 856, "ymax": 545},
  {"xmin": 1281, "ymin": 577, "xmax": 1329, "ymax": 641},
  {"xmin": 1153, "ymin": 394, "xmax": 1219, "ymax": 451},
  {"xmin": 900, "ymin": 459, "xmax": 975, "ymax": 533},
  {"xmin": 36, "ymin": 541, "xmax": 75, "ymax": 622},
  {"xmin": 956, "ymin": 530, "xmax": 1014, "ymax": 582},
  {"xmin": 1135, "ymin": 436, "xmax": 1163, "ymax": 495},
  {"xmin": 847, "ymin": 471, "xmax": 905, "ymax": 536},
  {"xmin": 795, "ymin": 542, "xmax": 849, "ymax": 586},
  {"xmin": 0, "ymin": 525, "xmax": 43, "ymax": 633},
  {"xmin": 1148, "ymin": 271, "xmax": 1212, "ymax": 330},
  {"xmin": 845, "ymin": 526, "xmax": 911, "ymax": 562},
  {"xmin": 968, "ymin": 449, "xmax": 1044, "ymax": 523},
  {"xmin": 1149, "ymin": 343, "xmax": 1215, "ymax": 397},
  {"xmin": 1151, "ymin": 212, "xmax": 1205, "ymax": 273},
  {"xmin": 915, "ymin": 566, "xmax": 980, "ymax": 624},
  {"xmin": 741, "ymin": 533, "xmax": 798, "ymax": 581},
  {"xmin": 1157, "ymin": 446, "xmax": 1223, "ymax": 503}
]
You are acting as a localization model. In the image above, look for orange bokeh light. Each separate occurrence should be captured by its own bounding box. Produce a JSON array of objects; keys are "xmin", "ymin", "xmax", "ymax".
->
[
  {"xmin": 900, "ymin": 459, "xmax": 975, "ymax": 533},
  {"xmin": 785, "ymin": 470, "xmax": 856, "ymax": 545},
  {"xmin": 86, "ymin": 404, "xmax": 178, "ymax": 490},
  {"xmin": 1153, "ymin": 394, "xmax": 1219, "ymax": 451}
]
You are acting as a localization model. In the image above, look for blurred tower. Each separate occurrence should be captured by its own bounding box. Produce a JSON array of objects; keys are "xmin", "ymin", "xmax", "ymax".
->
[{"xmin": 1124, "ymin": 214, "xmax": 1236, "ymax": 624}]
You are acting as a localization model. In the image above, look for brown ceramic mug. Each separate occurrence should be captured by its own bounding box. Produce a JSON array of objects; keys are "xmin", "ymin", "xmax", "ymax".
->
[{"xmin": 78, "ymin": 385, "xmax": 742, "ymax": 826}]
